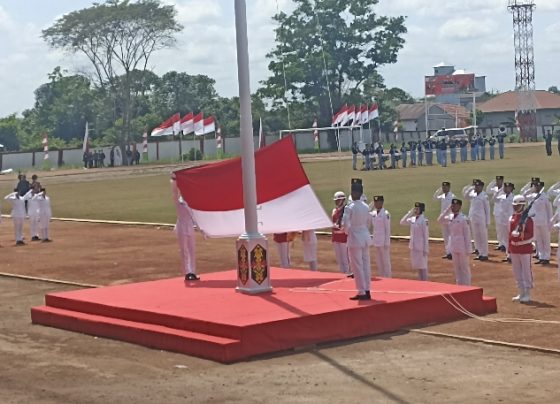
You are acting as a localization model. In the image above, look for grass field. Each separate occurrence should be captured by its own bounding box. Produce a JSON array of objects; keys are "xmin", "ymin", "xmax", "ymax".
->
[{"xmin": 1, "ymin": 143, "xmax": 558, "ymax": 238}]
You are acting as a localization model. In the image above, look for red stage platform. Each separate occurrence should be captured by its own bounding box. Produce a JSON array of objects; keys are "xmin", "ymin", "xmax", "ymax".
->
[{"xmin": 31, "ymin": 269, "xmax": 496, "ymax": 363}]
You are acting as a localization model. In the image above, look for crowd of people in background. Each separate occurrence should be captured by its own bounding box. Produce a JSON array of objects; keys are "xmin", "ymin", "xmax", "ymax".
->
[
  {"xmin": 82, "ymin": 145, "xmax": 141, "ymax": 169},
  {"xmin": 2, "ymin": 173, "xmax": 52, "ymax": 246}
]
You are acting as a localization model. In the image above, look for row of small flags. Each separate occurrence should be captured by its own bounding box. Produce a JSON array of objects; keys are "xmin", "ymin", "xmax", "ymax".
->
[
  {"xmin": 332, "ymin": 103, "xmax": 379, "ymax": 127},
  {"xmin": 151, "ymin": 112, "xmax": 216, "ymax": 137}
]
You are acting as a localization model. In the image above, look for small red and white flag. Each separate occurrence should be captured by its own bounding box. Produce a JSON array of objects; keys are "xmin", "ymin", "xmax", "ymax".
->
[
  {"xmin": 332, "ymin": 104, "xmax": 348, "ymax": 126},
  {"xmin": 151, "ymin": 113, "xmax": 180, "ymax": 137},
  {"xmin": 175, "ymin": 136, "xmax": 331, "ymax": 238},
  {"xmin": 171, "ymin": 113, "xmax": 181, "ymax": 134},
  {"xmin": 195, "ymin": 116, "xmax": 216, "ymax": 136},
  {"xmin": 42, "ymin": 133, "xmax": 49, "ymax": 160},
  {"xmin": 142, "ymin": 131, "xmax": 148, "ymax": 153},
  {"xmin": 312, "ymin": 118, "xmax": 319, "ymax": 149},
  {"xmin": 359, "ymin": 104, "xmax": 369, "ymax": 125},
  {"xmin": 180, "ymin": 112, "xmax": 194, "ymax": 135},
  {"xmin": 369, "ymin": 103, "xmax": 380, "ymax": 120},
  {"xmin": 342, "ymin": 104, "xmax": 356, "ymax": 126},
  {"xmin": 193, "ymin": 112, "xmax": 204, "ymax": 135},
  {"xmin": 216, "ymin": 126, "xmax": 223, "ymax": 149}
]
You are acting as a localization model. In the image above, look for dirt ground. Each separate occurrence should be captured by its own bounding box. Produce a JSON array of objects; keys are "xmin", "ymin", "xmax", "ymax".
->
[{"xmin": 1, "ymin": 219, "xmax": 560, "ymax": 403}]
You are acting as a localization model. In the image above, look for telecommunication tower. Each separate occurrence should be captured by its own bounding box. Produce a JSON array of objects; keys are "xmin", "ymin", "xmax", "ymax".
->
[{"xmin": 507, "ymin": 0, "xmax": 537, "ymax": 140}]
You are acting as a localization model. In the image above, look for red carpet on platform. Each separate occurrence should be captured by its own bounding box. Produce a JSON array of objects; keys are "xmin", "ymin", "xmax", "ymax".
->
[{"xmin": 31, "ymin": 268, "xmax": 496, "ymax": 363}]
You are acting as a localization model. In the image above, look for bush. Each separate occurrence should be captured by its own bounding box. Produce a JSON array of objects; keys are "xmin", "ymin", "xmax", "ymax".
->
[{"xmin": 182, "ymin": 148, "xmax": 202, "ymax": 161}]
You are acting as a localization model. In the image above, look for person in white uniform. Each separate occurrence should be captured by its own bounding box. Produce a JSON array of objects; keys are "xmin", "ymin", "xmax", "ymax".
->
[
  {"xmin": 400, "ymin": 202, "xmax": 429, "ymax": 281},
  {"xmin": 551, "ymin": 211, "xmax": 560, "ymax": 278},
  {"xmin": 301, "ymin": 230, "xmax": 318, "ymax": 271},
  {"xmin": 433, "ymin": 181, "xmax": 455, "ymax": 259},
  {"xmin": 369, "ymin": 195, "xmax": 392, "ymax": 278},
  {"xmin": 171, "ymin": 173, "xmax": 199, "ymax": 281},
  {"xmin": 527, "ymin": 181, "xmax": 553, "ymax": 265},
  {"xmin": 331, "ymin": 191, "xmax": 350, "ymax": 274},
  {"xmin": 437, "ymin": 198, "xmax": 472, "ymax": 285},
  {"xmin": 509, "ymin": 195, "xmax": 534, "ymax": 303},
  {"xmin": 493, "ymin": 182, "xmax": 515, "ymax": 262},
  {"xmin": 33, "ymin": 188, "xmax": 53, "ymax": 242},
  {"xmin": 464, "ymin": 179, "xmax": 491, "ymax": 261},
  {"xmin": 4, "ymin": 190, "xmax": 26, "ymax": 245},
  {"xmin": 486, "ymin": 175, "xmax": 506, "ymax": 251},
  {"xmin": 342, "ymin": 178, "xmax": 373, "ymax": 300},
  {"xmin": 23, "ymin": 185, "xmax": 41, "ymax": 241}
]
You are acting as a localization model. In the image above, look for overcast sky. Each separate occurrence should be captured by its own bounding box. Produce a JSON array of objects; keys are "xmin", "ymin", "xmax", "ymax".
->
[{"xmin": 1, "ymin": 0, "xmax": 559, "ymax": 117}]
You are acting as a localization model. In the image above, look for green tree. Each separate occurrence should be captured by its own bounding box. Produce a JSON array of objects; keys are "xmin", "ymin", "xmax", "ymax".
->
[
  {"xmin": 42, "ymin": 0, "xmax": 182, "ymax": 164},
  {"xmin": 0, "ymin": 115, "xmax": 21, "ymax": 151},
  {"xmin": 260, "ymin": 0, "xmax": 406, "ymax": 133}
]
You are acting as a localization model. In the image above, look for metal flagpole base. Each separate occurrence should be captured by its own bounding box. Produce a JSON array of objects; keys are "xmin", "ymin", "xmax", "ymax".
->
[{"xmin": 236, "ymin": 233, "xmax": 272, "ymax": 294}]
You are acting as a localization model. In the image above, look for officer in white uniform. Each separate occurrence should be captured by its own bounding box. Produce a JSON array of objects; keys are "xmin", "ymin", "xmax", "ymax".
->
[
  {"xmin": 369, "ymin": 195, "xmax": 392, "ymax": 278},
  {"xmin": 33, "ymin": 188, "xmax": 53, "ymax": 242},
  {"xmin": 400, "ymin": 202, "xmax": 429, "ymax": 281},
  {"xmin": 171, "ymin": 174, "xmax": 199, "ymax": 281},
  {"xmin": 437, "ymin": 198, "xmax": 472, "ymax": 285},
  {"xmin": 486, "ymin": 175, "xmax": 505, "ymax": 251},
  {"xmin": 23, "ymin": 187, "xmax": 41, "ymax": 241},
  {"xmin": 342, "ymin": 178, "xmax": 373, "ymax": 300},
  {"xmin": 527, "ymin": 181, "xmax": 553, "ymax": 265},
  {"xmin": 433, "ymin": 181, "xmax": 455, "ymax": 259},
  {"xmin": 301, "ymin": 230, "xmax": 318, "ymax": 271},
  {"xmin": 493, "ymin": 182, "xmax": 515, "ymax": 262},
  {"xmin": 4, "ymin": 190, "xmax": 26, "ymax": 245},
  {"xmin": 464, "ymin": 179, "xmax": 491, "ymax": 261},
  {"xmin": 331, "ymin": 191, "xmax": 350, "ymax": 274}
]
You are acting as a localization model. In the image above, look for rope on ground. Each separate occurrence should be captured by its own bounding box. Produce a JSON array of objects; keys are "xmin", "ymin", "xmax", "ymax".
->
[{"xmin": 0, "ymin": 272, "xmax": 100, "ymax": 288}]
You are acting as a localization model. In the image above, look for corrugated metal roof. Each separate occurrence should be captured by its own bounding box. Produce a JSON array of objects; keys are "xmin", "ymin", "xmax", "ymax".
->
[{"xmin": 478, "ymin": 90, "xmax": 560, "ymax": 113}]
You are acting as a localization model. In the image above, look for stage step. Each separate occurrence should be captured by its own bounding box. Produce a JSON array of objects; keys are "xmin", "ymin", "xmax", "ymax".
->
[{"xmin": 31, "ymin": 305, "xmax": 243, "ymax": 363}]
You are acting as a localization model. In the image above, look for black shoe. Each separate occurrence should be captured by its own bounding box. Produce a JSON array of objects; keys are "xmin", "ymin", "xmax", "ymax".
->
[
  {"xmin": 472, "ymin": 250, "xmax": 479, "ymax": 255},
  {"xmin": 31, "ymin": 236, "xmax": 40, "ymax": 241},
  {"xmin": 185, "ymin": 273, "xmax": 200, "ymax": 281},
  {"xmin": 478, "ymin": 256, "xmax": 489, "ymax": 261},
  {"xmin": 499, "ymin": 246, "xmax": 506, "ymax": 252},
  {"xmin": 15, "ymin": 240, "xmax": 25, "ymax": 246},
  {"xmin": 441, "ymin": 254, "xmax": 452, "ymax": 259},
  {"xmin": 346, "ymin": 273, "xmax": 354, "ymax": 279},
  {"xmin": 502, "ymin": 258, "xmax": 511, "ymax": 263},
  {"xmin": 349, "ymin": 294, "xmax": 370, "ymax": 301},
  {"xmin": 41, "ymin": 239, "xmax": 52, "ymax": 243},
  {"xmin": 538, "ymin": 260, "xmax": 550, "ymax": 265}
]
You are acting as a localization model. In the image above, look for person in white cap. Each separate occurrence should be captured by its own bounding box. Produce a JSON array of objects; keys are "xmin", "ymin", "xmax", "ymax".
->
[
  {"xmin": 33, "ymin": 188, "xmax": 53, "ymax": 242},
  {"xmin": 509, "ymin": 195, "xmax": 534, "ymax": 303},
  {"xmin": 527, "ymin": 181, "xmax": 553, "ymax": 265},
  {"xmin": 494, "ymin": 182, "xmax": 515, "ymax": 262},
  {"xmin": 331, "ymin": 191, "xmax": 350, "ymax": 274},
  {"xmin": 4, "ymin": 190, "xmax": 26, "ymax": 245},
  {"xmin": 171, "ymin": 173, "xmax": 199, "ymax": 281},
  {"xmin": 369, "ymin": 195, "xmax": 392, "ymax": 278},
  {"xmin": 437, "ymin": 198, "xmax": 472, "ymax": 285},
  {"xmin": 400, "ymin": 202, "xmax": 429, "ymax": 281},
  {"xmin": 433, "ymin": 181, "xmax": 455, "ymax": 259},
  {"xmin": 464, "ymin": 179, "xmax": 491, "ymax": 261},
  {"xmin": 343, "ymin": 178, "xmax": 373, "ymax": 300}
]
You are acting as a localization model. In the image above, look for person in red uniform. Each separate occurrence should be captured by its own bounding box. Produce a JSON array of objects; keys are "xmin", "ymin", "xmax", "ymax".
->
[
  {"xmin": 331, "ymin": 191, "xmax": 350, "ymax": 274},
  {"xmin": 509, "ymin": 195, "xmax": 534, "ymax": 303}
]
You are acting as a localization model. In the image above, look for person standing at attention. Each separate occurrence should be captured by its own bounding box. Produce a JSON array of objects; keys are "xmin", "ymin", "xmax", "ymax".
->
[
  {"xmin": 331, "ymin": 191, "xmax": 350, "ymax": 274},
  {"xmin": 400, "ymin": 202, "xmax": 430, "ymax": 281},
  {"xmin": 342, "ymin": 178, "xmax": 373, "ymax": 300},
  {"xmin": 369, "ymin": 195, "xmax": 392, "ymax": 278}
]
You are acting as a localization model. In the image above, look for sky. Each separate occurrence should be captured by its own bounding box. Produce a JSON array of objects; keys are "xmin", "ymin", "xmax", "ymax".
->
[{"xmin": 0, "ymin": 0, "xmax": 559, "ymax": 117}]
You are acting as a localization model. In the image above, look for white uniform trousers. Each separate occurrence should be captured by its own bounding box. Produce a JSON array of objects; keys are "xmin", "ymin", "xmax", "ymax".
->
[
  {"xmin": 496, "ymin": 222, "xmax": 510, "ymax": 253},
  {"xmin": 333, "ymin": 242, "xmax": 349, "ymax": 273},
  {"xmin": 29, "ymin": 215, "xmax": 40, "ymax": 238},
  {"xmin": 452, "ymin": 252, "xmax": 471, "ymax": 285},
  {"xmin": 373, "ymin": 245, "xmax": 392, "ymax": 278},
  {"xmin": 39, "ymin": 219, "xmax": 50, "ymax": 240},
  {"xmin": 177, "ymin": 232, "xmax": 196, "ymax": 274},
  {"xmin": 534, "ymin": 224, "xmax": 551, "ymax": 260},
  {"xmin": 276, "ymin": 242, "xmax": 291, "ymax": 268},
  {"xmin": 13, "ymin": 217, "xmax": 24, "ymax": 242},
  {"xmin": 441, "ymin": 223, "xmax": 451, "ymax": 255},
  {"xmin": 511, "ymin": 254, "xmax": 533, "ymax": 289},
  {"xmin": 348, "ymin": 246, "xmax": 371, "ymax": 294},
  {"xmin": 470, "ymin": 221, "xmax": 488, "ymax": 256}
]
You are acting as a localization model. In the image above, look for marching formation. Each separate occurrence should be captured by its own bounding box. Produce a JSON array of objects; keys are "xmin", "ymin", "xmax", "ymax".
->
[
  {"xmin": 2, "ymin": 173, "xmax": 52, "ymax": 246},
  {"xmin": 325, "ymin": 176, "xmax": 560, "ymax": 303}
]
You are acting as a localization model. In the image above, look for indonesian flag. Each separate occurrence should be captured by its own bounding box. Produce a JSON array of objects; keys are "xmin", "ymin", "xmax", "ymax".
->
[
  {"xmin": 332, "ymin": 104, "xmax": 348, "ymax": 126},
  {"xmin": 369, "ymin": 103, "xmax": 380, "ymax": 120},
  {"xmin": 359, "ymin": 104, "xmax": 369, "ymax": 125},
  {"xmin": 142, "ymin": 131, "xmax": 148, "ymax": 153},
  {"xmin": 195, "ymin": 116, "xmax": 216, "ymax": 136},
  {"xmin": 174, "ymin": 136, "xmax": 331, "ymax": 238},
  {"xmin": 354, "ymin": 106, "xmax": 361, "ymax": 125},
  {"xmin": 216, "ymin": 126, "xmax": 223, "ymax": 149},
  {"xmin": 193, "ymin": 112, "xmax": 204, "ymax": 135},
  {"xmin": 82, "ymin": 122, "xmax": 90, "ymax": 153},
  {"xmin": 180, "ymin": 112, "xmax": 194, "ymax": 135},
  {"xmin": 342, "ymin": 105, "xmax": 355, "ymax": 126},
  {"xmin": 151, "ymin": 113, "xmax": 180, "ymax": 137},
  {"xmin": 312, "ymin": 118, "xmax": 319, "ymax": 149},
  {"xmin": 42, "ymin": 133, "xmax": 49, "ymax": 160}
]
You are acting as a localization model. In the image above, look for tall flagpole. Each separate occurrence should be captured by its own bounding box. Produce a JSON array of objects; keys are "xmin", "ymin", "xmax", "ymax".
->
[{"xmin": 234, "ymin": 0, "xmax": 271, "ymax": 294}]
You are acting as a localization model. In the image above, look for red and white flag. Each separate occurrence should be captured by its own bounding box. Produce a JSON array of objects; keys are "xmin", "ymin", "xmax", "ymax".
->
[
  {"xmin": 193, "ymin": 112, "xmax": 204, "ymax": 135},
  {"xmin": 42, "ymin": 133, "xmax": 49, "ymax": 160},
  {"xmin": 142, "ymin": 131, "xmax": 148, "ymax": 153},
  {"xmin": 174, "ymin": 136, "xmax": 331, "ymax": 238},
  {"xmin": 216, "ymin": 126, "xmax": 223, "ymax": 149},
  {"xmin": 258, "ymin": 117, "xmax": 265, "ymax": 148},
  {"xmin": 180, "ymin": 112, "xmax": 194, "ymax": 135},
  {"xmin": 82, "ymin": 122, "xmax": 90, "ymax": 153},
  {"xmin": 359, "ymin": 104, "xmax": 369, "ymax": 125},
  {"xmin": 369, "ymin": 103, "xmax": 380, "ymax": 120},
  {"xmin": 195, "ymin": 116, "xmax": 215, "ymax": 136},
  {"xmin": 332, "ymin": 104, "xmax": 348, "ymax": 126},
  {"xmin": 312, "ymin": 118, "xmax": 319, "ymax": 149},
  {"xmin": 342, "ymin": 104, "xmax": 356, "ymax": 126},
  {"xmin": 151, "ymin": 113, "xmax": 180, "ymax": 137}
]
